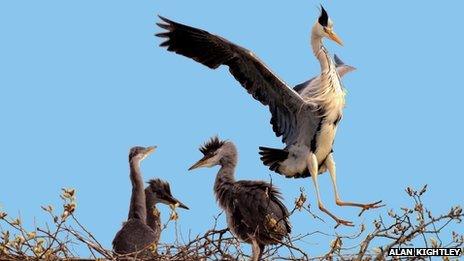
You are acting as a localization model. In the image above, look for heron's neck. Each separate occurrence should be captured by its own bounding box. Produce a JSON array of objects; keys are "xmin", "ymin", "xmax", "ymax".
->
[
  {"xmin": 128, "ymin": 160, "xmax": 147, "ymax": 221},
  {"xmin": 307, "ymin": 25, "xmax": 345, "ymax": 113},
  {"xmin": 311, "ymin": 28, "xmax": 334, "ymax": 73},
  {"xmin": 214, "ymin": 156, "xmax": 236, "ymax": 209},
  {"xmin": 145, "ymin": 195, "xmax": 161, "ymax": 235}
]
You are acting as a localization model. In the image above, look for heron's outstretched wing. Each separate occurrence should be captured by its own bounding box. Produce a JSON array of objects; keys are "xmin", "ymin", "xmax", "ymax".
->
[{"xmin": 157, "ymin": 16, "xmax": 311, "ymax": 144}]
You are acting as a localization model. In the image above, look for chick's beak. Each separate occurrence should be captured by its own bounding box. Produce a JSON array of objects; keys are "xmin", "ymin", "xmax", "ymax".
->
[
  {"xmin": 145, "ymin": 146, "xmax": 157, "ymax": 155},
  {"xmin": 166, "ymin": 196, "xmax": 189, "ymax": 210},
  {"xmin": 188, "ymin": 157, "xmax": 208, "ymax": 171},
  {"xmin": 176, "ymin": 201, "xmax": 189, "ymax": 210}
]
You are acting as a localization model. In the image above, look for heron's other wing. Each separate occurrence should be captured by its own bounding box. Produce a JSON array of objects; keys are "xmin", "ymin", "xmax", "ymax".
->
[
  {"xmin": 233, "ymin": 181, "xmax": 291, "ymax": 238},
  {"xmin": 334, "ymin": 54, "xmax": 356, "ymax": 78},
  {"xmin": 334, "ymin": 54, "xmax": 344, "ymax": 66},
  {"xmin": 294, "ymin": 54, "xmax": 355, "ymax": 95},
  {"xmin": 157, "ymin": 16, "xmax": 309, "ymax": 144},
  {"xmin": 293, "ymin": 76, "xmax": 317, "ymax": 94}
]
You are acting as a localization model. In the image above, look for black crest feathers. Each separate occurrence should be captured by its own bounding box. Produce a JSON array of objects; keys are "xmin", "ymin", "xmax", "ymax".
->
[
  {"xmin": 199, "ymin": 136, "xmax": 225, "ymax": 156},
  {"xmin": 147, "ymin": 178, "xmax": 172, "ymax": 195},
  {"xmin": 318, "ymin": 5, "xmax": 329, "ymax": 27}
]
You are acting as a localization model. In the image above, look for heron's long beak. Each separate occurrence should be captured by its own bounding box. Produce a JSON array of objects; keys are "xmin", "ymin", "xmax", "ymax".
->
[
  {"xmin": 188, "ymin": 157, "xmax": 208, "ymax": 171},
  {"xmin": 145, "ymin": 146, "xmax": 157, "ymax": 155},
  {"xmin": 327, "ymin": 30, "xmax": 343, "ymax": 46},
  {"xmin": 174, "ymin": 200, "xmax": 189, "ymax": 210},
  {"xmin": 139, "ymin": 146, "xmax": 157, "ymax": 161},
  {"xmin": 166, "ymin": 196, "xmax": 189, "ymax": 210}
]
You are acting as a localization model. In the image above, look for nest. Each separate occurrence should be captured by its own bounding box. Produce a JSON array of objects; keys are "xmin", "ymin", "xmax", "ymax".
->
[{"xmin": 0, "ymin": 186, "xmax": 462, "ymax": 260}]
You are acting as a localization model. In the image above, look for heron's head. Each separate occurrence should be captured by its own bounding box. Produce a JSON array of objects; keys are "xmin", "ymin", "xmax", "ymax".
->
[
  {"xmin": 188, "ymin": 136, "xmax": 236, "ymax": 170},
  {"xmin": 313, "ymin": 5, "xmax": 343, "ymax": 46},
  {"xmin": 146, "ymin": 178, "xmax": 189, "ymax": 209},
  {"xmin": 129, "ymin": 146, "xmax": 157, "ymax": 163}
]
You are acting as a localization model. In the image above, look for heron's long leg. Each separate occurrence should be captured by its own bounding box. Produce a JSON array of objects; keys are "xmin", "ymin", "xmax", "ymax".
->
[
  {"xmin": 307, "ymin": 152, "xmax": 353, "ymax": 227},
  {"xmin": 325, "ymin": 153, "xmax": 384, "ymax": 216},
  {"xmin": 250, "ymin": 238, "xmax": 261, "ymax": 261},
  {"xmin": 258, "ymin": 244, "xmax": 265, "ymax": 260}
]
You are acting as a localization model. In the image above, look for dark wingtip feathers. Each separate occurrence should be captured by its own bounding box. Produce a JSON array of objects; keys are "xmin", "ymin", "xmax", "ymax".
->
[
  {"xmin": 157, "ymin": 15, "xmax": 172, "ymax": 24},
  {"xmin": 155, "ymin": 16, "xmax": 240, "ymax": 70},
  {"xmin": 318, "ymin": 5, "xmax": 329, "ymax": 27},
  {"xmin": 200, "ymin": 136, "xmax": 225, "ymax": 156},
  {"xmin": 156, "ymin": 23, "xmax": 170, "ymax": 31},
  {"xmin": 156, "ymin": 16, "xmax": 175, "ymax": 47},
  {"xmin": 155, "ymin": 32, "xmax": 169, "ymax": 38}
]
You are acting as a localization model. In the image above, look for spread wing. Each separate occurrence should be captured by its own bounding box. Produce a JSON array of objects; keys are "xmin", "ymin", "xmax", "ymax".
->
[{"xmin": 157, "ymin": 16, "xmax": 314, "ymax": 144}]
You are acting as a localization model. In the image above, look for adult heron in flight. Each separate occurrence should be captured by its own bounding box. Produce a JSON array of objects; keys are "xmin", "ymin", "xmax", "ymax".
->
[
  {"xmin": 157, "ymin": 6, "xmax": 381, "ymax": 226},
  {"xmin": 113, "ymin": 146, "xmax": 188, "ymax": 256},
  {"xmin": 189, "ymin": 136, "xmax": 291, "ymax": 261}
]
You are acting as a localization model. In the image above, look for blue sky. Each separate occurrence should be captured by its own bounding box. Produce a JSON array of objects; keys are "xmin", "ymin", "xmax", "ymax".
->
[{"xmin": 1, "ymin": 0, "xmax": 463, "ymax": 257}]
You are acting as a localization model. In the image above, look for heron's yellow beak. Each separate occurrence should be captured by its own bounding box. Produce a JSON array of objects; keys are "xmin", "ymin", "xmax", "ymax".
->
[
  {"xmin": 145, "ymin": 146, "xmax": 157, "ymax": 155},
  {"xmin": 188, "ymin": 157, "xmax": 208, "ymax": 171},
  {"xmin": 327, "ymin": 30, "xmax": 343, "ymax": 46}
]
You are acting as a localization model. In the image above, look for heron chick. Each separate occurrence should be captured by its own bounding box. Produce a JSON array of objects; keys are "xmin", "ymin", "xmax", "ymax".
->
[
  {"xmin": 113, "ymin": 146, "xmax": 188, "ymax": 256},
  {"xmin": 189, "ymin": 137, "xmax": 291, "ymax": 261},
  {"xmin": 145, "ymin": 178, "xmax": 189, "ymax": 246}
]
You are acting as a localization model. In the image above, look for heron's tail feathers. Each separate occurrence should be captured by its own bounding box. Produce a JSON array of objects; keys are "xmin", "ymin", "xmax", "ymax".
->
[{"xmin": 259, "ymin": 147, "xmax": 288, "ymax": 173}]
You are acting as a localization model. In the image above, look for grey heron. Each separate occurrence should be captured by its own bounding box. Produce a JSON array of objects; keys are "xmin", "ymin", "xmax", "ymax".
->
[
  {"xmin": 112, "ymin": 146, "xmax": 188, "ymax": 255},
  {"xmin": 156, "ymin": 6, "xmax": 382, "ymax": 227},
  {"xmin": 189, "ymin": 136, "xmax": 291, "ymax": 261}
]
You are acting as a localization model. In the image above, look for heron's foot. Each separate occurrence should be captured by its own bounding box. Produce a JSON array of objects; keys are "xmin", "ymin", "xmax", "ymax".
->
[
  {"xmin": 319, "ymin": 203, "xmax": 354, "ymax": 228},
  {"xmin": 336, "ymin": 199, "xmax": 385, "ymax": 215},
  {"xmin": 357, "ymin": 200, "xmax": 385, "ymax": 216},
  {"xmin": 333, "ymin": 217, "xmax": 354, "ymax": 228}
]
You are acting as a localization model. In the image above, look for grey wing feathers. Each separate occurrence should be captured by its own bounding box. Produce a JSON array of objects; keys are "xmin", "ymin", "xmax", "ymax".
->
[
  {"xmin": 112, "ymin": 219, "xmax": 157, "ymax": 254},
  {"xmin": 233, "ymin": 181, "xmax": 291, "ymax": 241},
  {"xmin": 294, "ymin": 54, "xmax": 353, "ymax": 96},
  {"xmin": 157, "ymin": 16, "xmax": 234, "ymax": 69},
  {"xmin": 157, "ymin": 16, "xmax": 308, "ymax": 144},
  {"xmin": 293, "ymin": 76, "xmax": 316, "ymax": 94},
  {"xmin": 334, "ymin": 54, "xmax": 344, "ymax": 66},
  {"xmin": 294, "ymin": 54, "xmax": 343, "ymax": 93}
]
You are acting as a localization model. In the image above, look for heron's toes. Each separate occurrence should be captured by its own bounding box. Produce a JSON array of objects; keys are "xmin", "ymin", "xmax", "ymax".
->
[
  {"xmin": 334, "ymin": 218, "xmax": 354, "ymax": 228},
  {"xmin": 358, "ymin": 200, "xmax": 385, "ymax": 216}
]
